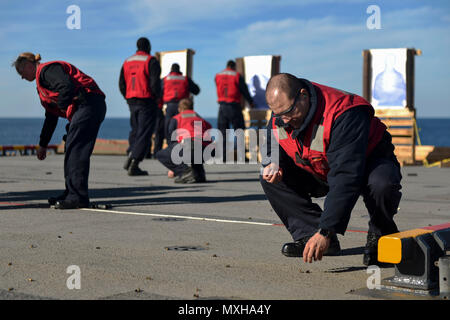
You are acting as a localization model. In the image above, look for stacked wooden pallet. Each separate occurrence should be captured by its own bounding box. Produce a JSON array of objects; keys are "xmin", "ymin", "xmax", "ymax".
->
[
  {"xmin": 375, "ymin": 108, "xmax": 417, "ymax": 165},
  {"xmin": 243, "ymin": 109, "xmax": 271, "ymax": 162}
]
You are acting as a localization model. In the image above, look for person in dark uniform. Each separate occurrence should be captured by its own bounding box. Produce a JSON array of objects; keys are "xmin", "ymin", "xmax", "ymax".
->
[
  {"xmin": 260, "ymin": 73, "xmax": 402, "ymax": 266},
  {"xmin": 161, "ymin": 63, "xmax": 200, "ymax": 141},
  {"xmin": 155, "ymin": 98, "xmax": 212, "ymax": 184},
  {"xmin": 119, "ymin": 37, "xmax": 161, "ymax": 176},
  {"xmin": 146, "ymin": 101, "xmax": 165, "ymax": 158},
  {"xmin": 215, "ymin": 60, "xmax": 254, "ymax": 160},
  {"xmin": 13, "ymin": 52, "xmax": 107, "ymax": 209}
]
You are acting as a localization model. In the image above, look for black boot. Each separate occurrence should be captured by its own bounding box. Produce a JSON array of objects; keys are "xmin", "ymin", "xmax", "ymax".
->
[
  {"xmin": 196, "ymin": 171, "xmax": 206, "ymax": 183},
  {"xmin": 194, "ymin": 166, "xmax": 206, "ymax": 183},
  {"xmin": 48, "ymin": 190, "xmax": 69, "ymax": 206},
  {"xmin": 123, "ymin": 154, "xmax": 132, "ymax": 170},
  {"xmin": 54, "ymin": 199, "xmax": 89, "ymax": 209},
  {"xmin": 174, "ymin": 167, "xmax": 196, "ymax": 184},
  {"xmin": 363, "ymin": 231, "xmax": 392, "ymax": 267},
  {"xmin": 128, "ymin": 159, "xmax": 148, "ymax": 176},
  {"xmin": 363, "ymin": 231, "xmax": 379, "ymax": 266}
]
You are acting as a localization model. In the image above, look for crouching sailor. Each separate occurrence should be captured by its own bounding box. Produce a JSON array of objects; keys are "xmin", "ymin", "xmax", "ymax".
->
[
  {"xmin": 260, "ymin": 73, "xmax": 402, "ymax": 265},
  {"xmin": 155, "ymin": 98, "xmax": 212, "ymax": 183}
]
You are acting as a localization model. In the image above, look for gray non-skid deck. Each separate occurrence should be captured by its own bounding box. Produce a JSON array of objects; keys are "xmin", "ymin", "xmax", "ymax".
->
[{"xmin": 0, "ymin": 155, "xmax": 449, "ymax": 300}]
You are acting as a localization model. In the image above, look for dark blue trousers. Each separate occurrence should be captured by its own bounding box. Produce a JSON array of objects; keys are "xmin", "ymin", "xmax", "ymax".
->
[
  {"xmin": 148, "ymin": 107, "xmax": 165, "ymax": 156},
  {"xmin": 260, "ymin": 153, "xmax": 402, "ymax": 241},
  {"xmin": 217, "ymin": 102, "xmax": 245, "ymax": 132},
  {"xmin": 164, "ymin": 102, "xmax": 180, "ymax": 140},
  {"xmin": 155, "ymin": 140, "xmax": 205, "ymax": 177},
  {"xmin": 217, "ymin": 102, "xmax": 245, "ymax": 155},
  {"xmin": 127, "ymin": 102, "xmax": 157, "ymax": 161},
  {"xmin": 64, "ymin": 95, "xmax": 106, "ymax": 204}
]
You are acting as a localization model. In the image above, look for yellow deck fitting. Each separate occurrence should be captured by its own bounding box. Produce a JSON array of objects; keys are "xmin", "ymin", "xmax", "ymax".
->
[
  {"xmin": 378, "ymin": 228, "xmax": 432, "ymax": 264},
  {"xmin": 377, "ymin": 224, "xmax": 449, "ymax": 293}
]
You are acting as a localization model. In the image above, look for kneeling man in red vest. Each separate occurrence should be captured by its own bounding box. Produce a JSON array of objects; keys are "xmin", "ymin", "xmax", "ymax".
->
[
  {"xmin": 261, "ymin": 73, "xmax": 402, "ymax": 266},
  {"xmin": 155, "ymin": 98, "xmax": 212, "ymax": 183}
]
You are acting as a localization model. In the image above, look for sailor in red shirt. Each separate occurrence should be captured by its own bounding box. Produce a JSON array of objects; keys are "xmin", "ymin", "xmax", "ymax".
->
[
  {"xmin": 155, "ymin": 98, "xmax": 212, "ymax": 183},
  {"xmin": 215, "ymin": 60, "xmax": 254, "ymax": 159},
  {"xmin": 260, "ymin": 73, "xmax": 402, "ymax": 266},
  {"xmin": 13, "ymin": 52, "xmax": 106, "ymax": 209},
  {"xmin": 119, "ymin": 37, "xmax": 161, "ymax": 175}
]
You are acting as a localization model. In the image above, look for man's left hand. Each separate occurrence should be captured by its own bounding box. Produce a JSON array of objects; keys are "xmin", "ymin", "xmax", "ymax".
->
[{"xmin": 303, "ymin": 232, "xmax": 330, "ymax": 263}]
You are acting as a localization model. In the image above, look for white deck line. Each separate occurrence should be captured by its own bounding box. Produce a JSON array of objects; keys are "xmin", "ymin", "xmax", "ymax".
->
[{"xmin": 80, "ymin": 207, "xmax": 276, "ymax": 226}]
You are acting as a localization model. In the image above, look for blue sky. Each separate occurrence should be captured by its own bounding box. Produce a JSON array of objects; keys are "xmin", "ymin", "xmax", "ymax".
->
[{"xmin": 0, "ymin": 0, "xmax": 449, "ymax": 118}]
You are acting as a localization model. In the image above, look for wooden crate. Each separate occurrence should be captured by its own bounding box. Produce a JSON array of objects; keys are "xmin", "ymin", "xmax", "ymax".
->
[
  {"xmin": 375, "ymin": 108, "xmax": 416, "ymax": 165},
  {"xmin": 243, "ymin": 109, "xmax": 271, "ymax": 128}
]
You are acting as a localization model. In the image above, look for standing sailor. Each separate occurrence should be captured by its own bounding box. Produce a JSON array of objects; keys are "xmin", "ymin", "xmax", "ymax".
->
[{"xmin": 119, "ymin": 37, "xmax": 161, "ymax": 175}]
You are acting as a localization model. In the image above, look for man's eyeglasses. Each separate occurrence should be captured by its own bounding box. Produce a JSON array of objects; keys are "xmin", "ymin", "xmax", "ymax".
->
[{"xmin": 272, "ymin": 91, "xmax": 301, "ymax": 118}]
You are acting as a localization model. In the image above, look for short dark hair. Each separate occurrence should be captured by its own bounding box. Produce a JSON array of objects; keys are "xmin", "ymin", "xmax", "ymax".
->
[
  {"xmin": 179, "ymin": 98, "xmax": 194, "ymax": 111},
  {"xmin": 226, "ymin": 60, "xmax": 236, "ymax": 69},
  {"xmin": 171, "ymin": 63, "xmax": 180, "ymax": 73},
  {"xmin": 137, "ymin": 37, "xmax": 151, "ymax": 53}
]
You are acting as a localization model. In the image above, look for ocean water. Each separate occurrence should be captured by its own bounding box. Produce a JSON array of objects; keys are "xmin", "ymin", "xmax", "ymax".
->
[
  {"xmin": 0, "ymin": 117, "xmax": 449, "ymax": 147},
  {"xmin": 414, "ymin": 118, "xmax": 450, "ymax": 147},
  {"xmin": 0, "ymin": 117, "xmax": 217, "ymax": 146}
]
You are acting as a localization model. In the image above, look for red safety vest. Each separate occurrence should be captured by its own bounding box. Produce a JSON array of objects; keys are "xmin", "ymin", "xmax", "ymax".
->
[
  {"xmin": 122, "ymin": 51, "xmax": 154, "ymax": 99},
  {"xmin": 173, "ymin": 110, "xmax": 212, "ymax": 146},
  {"xmin": 35, "ymin": 61, "xmax": 104, "ymax": 121},
  {"xmin": 162, "ymin": 72, "xmax": 189, "ymax": 103},
  {"xmin": 215, "ymin": 68, "xmax": 241, "ymax": 103},
  {"xmin": 272, "ymin": 82, "xmax": 386, "ymax": 181}
]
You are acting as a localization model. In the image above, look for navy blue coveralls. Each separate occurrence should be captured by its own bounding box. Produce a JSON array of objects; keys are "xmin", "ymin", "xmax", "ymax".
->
[
  {"xmin": 217, "ymin": 74, "xmax": 254, "ymax": 156},
  {"xmin": 38, "ymin": 64, "xmax": 106, "ymax": 205},
  {"xmin": 260, "ymin": 79, "xmax": 402, "ymax": 241}
]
